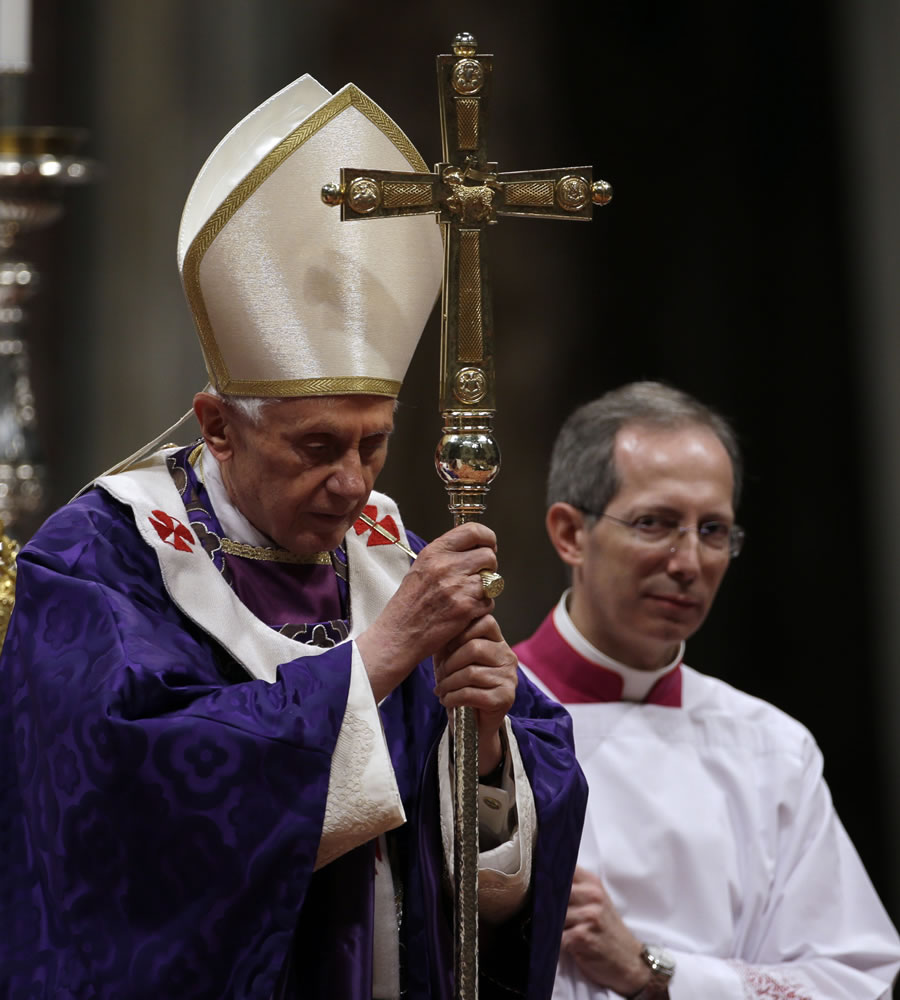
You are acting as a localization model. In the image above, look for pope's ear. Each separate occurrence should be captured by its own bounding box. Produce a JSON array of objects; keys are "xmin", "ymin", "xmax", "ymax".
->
[
  {"xmin": 193, "ymin": 392, "xmax": 234, "ymax": 460},
  {"xmin": 546, "ymin": 503, "xmax": 587, "ymax": 568}
]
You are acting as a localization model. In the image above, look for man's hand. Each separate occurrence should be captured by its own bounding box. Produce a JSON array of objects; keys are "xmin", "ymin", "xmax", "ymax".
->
[
  {"xmin": 356, "ymin": 522, "xmax": 498, "ymax": 702},
  {"xmin": 433, "ymin": 613, "xmax": 518, "ymax": 775},
  {"xmin": 561, "ymin": 866, "xmax": 650, "ymax": 997}
]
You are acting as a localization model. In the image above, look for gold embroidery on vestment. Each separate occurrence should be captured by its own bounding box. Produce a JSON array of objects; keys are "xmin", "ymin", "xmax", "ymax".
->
[{"xmin": 219, "ymin": 538, "xmax": 332, "ymax": 565}]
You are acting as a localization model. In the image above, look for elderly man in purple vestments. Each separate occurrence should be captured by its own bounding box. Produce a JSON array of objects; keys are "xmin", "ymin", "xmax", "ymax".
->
[
  {"xmin": 0, "ymin": 75, "xmax": 587, "ymax": 1000},
  {"xmin": 514, "ymin": 382, "xmax": 900, "ymax": 1000}
]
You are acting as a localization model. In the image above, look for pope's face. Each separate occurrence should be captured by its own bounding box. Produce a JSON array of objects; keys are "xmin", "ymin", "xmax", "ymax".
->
[
  {"xmin": 566, "ymin": 423, "xmax": 735, "ymax": 670},
  {"xmin": 207, "ymin": 394, "xmax": 395, "ymax": 557}
]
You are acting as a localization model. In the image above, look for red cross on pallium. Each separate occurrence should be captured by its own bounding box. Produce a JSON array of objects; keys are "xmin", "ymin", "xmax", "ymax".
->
[
  {"xmin": 149, "ymin": 509, "xmax": 196, "ymax": 552},
  {"xmin": 353, "ymin": 504, "xmax": 399, "ymax": 547}
]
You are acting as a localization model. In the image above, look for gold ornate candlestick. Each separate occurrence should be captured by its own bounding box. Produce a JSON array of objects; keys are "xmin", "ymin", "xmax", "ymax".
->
[{"xmin": 0, "ymin": 126, "xmax": 94, "ymax": 535}]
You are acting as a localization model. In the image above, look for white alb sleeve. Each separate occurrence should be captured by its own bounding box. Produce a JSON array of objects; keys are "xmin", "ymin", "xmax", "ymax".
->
[
  {"xmin": 438, "ymin": 716, "xmax": 537, "ymax": 924},
  {"xmin": 314, "ymin": 643, "xmax": 405, "ymax": 869}
]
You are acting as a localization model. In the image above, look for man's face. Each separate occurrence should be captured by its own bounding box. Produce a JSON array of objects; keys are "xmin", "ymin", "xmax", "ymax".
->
[
  {"xmin": 565, "ymin": 423, "xmax": 735, "ymax": 670},
  {"xmin": 210, "ymin": 394, "xmax": 395, "ymax": 557}
]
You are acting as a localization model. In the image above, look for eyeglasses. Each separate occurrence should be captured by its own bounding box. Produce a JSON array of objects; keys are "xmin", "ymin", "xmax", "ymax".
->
[{"xmin": 581, "ymin": 510, "xmax": 745, "ymax": 559}]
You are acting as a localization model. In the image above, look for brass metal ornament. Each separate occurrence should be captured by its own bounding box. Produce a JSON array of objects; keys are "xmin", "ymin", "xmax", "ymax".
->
[
  {"xmin": 319, "ymin": 182, "xmax": 343, "ymax": 206},
  {"xmin": 453, "ymin": 367, "xmax": 487, "ymax": 404},
  {"xmin": 592, "ymin": 178, "xmax": 614, "ymax": 205},
  {"xmin": 0, "ymin": 523, "xmax": 18, "ymax": 647},
  {"xmin": 323, "ymin": 33, "xmax": 610, "ymax": 999},
  {"xmin": 556, "ymin": 174, "xmax": 592, "ymax": 212},
  {"xmin": 451, "ymin": 32, "xmax": 478, "ymax": 58},
  {"xmin": 452, "ymin": 60, "xmax": 485, "ymax": 95},
  {"xmin": 445, "ymin": 182, "xmax": 494, "ymax": 224},
  {"xmin": 346, "ymin": 176, "xmax": 382, "ymax": 214}
]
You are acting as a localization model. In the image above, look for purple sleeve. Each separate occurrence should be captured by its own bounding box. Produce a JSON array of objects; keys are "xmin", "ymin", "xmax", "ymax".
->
[
  {"xmin": 509, "ymin": 677, "xmax": 588, "ymax": 998},
  {"xmin": 1, "ymin": 492, "xmax": 353, "ymax": 999}
]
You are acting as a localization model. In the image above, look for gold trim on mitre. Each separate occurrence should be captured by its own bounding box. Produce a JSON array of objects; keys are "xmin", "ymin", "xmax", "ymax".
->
[
  {"xmin": 181, "ymin": 82, "xmax": 437, "ymax": 399},
  {"xmin": 221, "ymin": 376, "xmax": 402, "ymax": 398}
]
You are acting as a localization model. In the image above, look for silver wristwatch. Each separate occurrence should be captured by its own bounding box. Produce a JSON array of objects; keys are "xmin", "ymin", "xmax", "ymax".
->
[{"xmin": 630, "ymin": 943, "xmax": 676, "ymax": 998}]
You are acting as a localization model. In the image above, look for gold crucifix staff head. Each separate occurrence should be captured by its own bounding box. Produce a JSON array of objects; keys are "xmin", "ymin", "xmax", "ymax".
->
[{"xmin": 321, "ymin": 29, "xmax": 612, "ymax": 556}]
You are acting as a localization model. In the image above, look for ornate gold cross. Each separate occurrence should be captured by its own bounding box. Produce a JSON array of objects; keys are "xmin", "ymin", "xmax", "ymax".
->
[{"xmin": 323, "ymin": 32, "xmax": 611, "ymax": 999}]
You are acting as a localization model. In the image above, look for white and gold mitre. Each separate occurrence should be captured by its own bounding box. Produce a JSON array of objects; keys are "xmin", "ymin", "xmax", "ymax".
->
[{"xmin": 177, "ymin": 75, "xmax": 442, "ymax": 398}]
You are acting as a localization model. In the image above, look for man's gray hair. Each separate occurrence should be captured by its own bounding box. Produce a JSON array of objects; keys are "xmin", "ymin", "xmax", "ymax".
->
[{"xmin": 547, "ymin": 381, "xmax": 743, "ymax": 514}]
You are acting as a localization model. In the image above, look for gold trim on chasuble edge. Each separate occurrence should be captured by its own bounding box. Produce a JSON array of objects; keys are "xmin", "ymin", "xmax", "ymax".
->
[
  {"xmin": 219, "ymin": 538, "xmax": 332, "ymax": 565},
  {"xmin": 188, "ymin": 442, "xmax": 205, "ymax": 481},
  {"xmin": 181, "ymin": 85, "xmax": 429, "ymax": 399}
]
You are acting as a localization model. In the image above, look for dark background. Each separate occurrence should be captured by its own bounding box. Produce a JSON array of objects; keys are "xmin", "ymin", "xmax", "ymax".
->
[{"xmin": 11, "ymin": 0, "xmax": 899, "ymax": 951}]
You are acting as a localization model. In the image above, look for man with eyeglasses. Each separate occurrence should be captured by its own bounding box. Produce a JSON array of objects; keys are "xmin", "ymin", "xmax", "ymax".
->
[{"xmin": 514, "ymin": 381, "xmax": 900, "ymax": 999}]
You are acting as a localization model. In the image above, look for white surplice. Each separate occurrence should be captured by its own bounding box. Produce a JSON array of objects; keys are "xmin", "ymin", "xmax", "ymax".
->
[{"xmin": 520, "ymin": 593, "xmax": 900, "ymax": 1000}]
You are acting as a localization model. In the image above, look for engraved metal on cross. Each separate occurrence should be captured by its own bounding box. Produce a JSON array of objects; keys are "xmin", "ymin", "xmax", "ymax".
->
[{"xmin": 322, "ymin": 31, "xmax": 611, "ymax": 999}]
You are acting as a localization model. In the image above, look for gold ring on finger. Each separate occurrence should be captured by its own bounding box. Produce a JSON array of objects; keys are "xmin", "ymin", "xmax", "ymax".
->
[{"xmin": 479, "ymin": 570, "xmax": 504, "ymax": 599}]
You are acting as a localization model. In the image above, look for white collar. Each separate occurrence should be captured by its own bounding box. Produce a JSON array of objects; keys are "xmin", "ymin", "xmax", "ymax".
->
[
  {"xmin": 200, "ymin": 443, "xmax": 275, "ymax": 547},
  {"xmin": 552, "ymin": 589, "xmax": 684, "ymax": 702}
]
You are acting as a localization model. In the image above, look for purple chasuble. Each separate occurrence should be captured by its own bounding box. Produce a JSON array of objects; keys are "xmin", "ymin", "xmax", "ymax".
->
[{"xmin": 0, "ymin": 444, "xmax": 587, "ymax": 999}]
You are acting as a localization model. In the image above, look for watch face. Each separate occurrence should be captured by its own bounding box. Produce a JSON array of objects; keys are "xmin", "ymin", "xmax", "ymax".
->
[{"xmin": 642, "ymin": 944, "xmax": 676, "ymax": 980}]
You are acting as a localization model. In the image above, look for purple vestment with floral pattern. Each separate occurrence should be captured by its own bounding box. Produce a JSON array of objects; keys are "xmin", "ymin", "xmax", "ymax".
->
[{"xmin": 0, "ymin": 445, "xmax": 586, "ymax": 999}]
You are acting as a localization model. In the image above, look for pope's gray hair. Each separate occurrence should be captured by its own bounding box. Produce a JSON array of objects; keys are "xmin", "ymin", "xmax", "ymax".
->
[
  {"xmin": 547, "ymin": 381, "xmax": 743, "ymax": 514},
  {"xmin": 212, "ymin": 391, "xmax": 277, "ymax": 424},
  {"xmin": 211, "ymin": 390, "xmax": 399, "ymax": 424}
]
